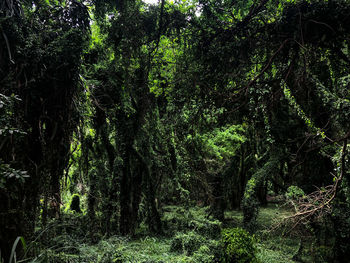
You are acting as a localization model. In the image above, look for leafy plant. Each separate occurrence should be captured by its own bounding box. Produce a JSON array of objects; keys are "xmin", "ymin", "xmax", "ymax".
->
[
  {"xmin": 192, "ymin": 243, "xmax": 218, "ymax": 263},
  {"xmin": 285, "ymin": 186, "xmax": 305, "ymax": 201},
  {"xmin": 162, "ymin": 206, "xmax": 221, "ymax": 238},
  {"xmin": 221, "ymin": 228, "xmax": 259, "ymax": 263},
  {"xmin": 170, "ymin": 231, "xmax": 204, "ymax": 255},
  {"xmin": 0, "ymin": 236, "xmax": 26, "ymax": 263},
  {"xmin": 0, "ymin": 164, "xmax": 29, "ymax": 189}
]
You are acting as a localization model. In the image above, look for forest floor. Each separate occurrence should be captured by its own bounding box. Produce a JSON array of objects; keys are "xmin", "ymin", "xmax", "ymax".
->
[
  {"xmin": 125, "ymin": 204, "xmax": 308, "ymax": 262},
  {"xmin": 26, "ymin": 202, "xmax": 318, "ymax": 263},
  {"xmin": 225, "ymin": 204, "xmax": 309, "ymax": 263}
]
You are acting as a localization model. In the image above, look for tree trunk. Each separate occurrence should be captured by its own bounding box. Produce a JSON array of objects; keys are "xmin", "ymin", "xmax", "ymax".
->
[
  {"xmin": 145, "ymin": 169, "xmax": 162, "ymax": 234},
  {"xmin": 119, "ymin": 143, "xmax": 138, "ymax": 235},
  {"xmin": 211, "ymin": 173, "xmax": 225, "ymax": 221}
]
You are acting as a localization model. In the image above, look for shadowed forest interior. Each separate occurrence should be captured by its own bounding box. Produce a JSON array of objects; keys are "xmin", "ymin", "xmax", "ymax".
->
[{"xmin": 1, "ymin": 0, "xmax": 350, "ymax": 262}]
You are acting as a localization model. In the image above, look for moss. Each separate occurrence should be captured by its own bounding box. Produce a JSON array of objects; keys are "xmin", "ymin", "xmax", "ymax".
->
[{"xmin": 242, "ymin": 156, "xmax": 281, "ymax": 232}]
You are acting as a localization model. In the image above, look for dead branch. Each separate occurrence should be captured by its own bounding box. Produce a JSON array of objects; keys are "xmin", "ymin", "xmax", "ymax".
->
[{"xmin": 271, "ymin": 139, "xmax": 347, "ymax": 235}]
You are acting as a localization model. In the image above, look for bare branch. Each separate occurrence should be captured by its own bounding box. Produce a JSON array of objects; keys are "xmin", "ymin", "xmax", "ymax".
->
[{"xmin": 272, "ymin": 140, "xmax": 347, "ymax": 235}]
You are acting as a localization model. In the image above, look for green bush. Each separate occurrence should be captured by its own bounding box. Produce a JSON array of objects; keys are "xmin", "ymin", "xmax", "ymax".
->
[
  {"xmin": 312, "ymin": 245, "xmax": 334, "ymax": 263},
  {"xmin": 170, "ymin": 231, "xmax": 204, "ymax": 256},
  {"xmin": 285, "ymin": 186, "xmax": 305, "ymax": 200},
  {"xmin": 162, "ymin": 206, "xmax": 221, "ymax": 238},
  {"xmin": 221, "ymin": 228, "xmax": 259, "ymax": 263},
  {"xmin": 192, "ymin": 245, "xmax": 215, "ymax": 263}
]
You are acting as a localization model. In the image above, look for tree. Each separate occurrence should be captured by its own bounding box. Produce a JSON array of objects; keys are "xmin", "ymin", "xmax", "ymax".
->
[{"xmin": 0, "ymin": 0, "xmax": 89, "ymax": 259}]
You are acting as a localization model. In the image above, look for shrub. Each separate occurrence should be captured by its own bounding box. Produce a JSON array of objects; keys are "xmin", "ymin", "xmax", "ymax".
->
[
  {"xmin": 192, "ymin": 245, "xmax": 215, "ymax": 263},
  {"xmin": 221, "ymin": 228, "xmax": 259, "ymax": 263},
  {"xmin": 170, "ymin": 231, "xmax": 204, "ymax": 256},
  {"xmin": 312, "ymin": 245, "xmax": 334, "ymax": 263},
  {"xmin": 285, "ymin": 186, "xmax": 305, "ymax": 200},
  {"xmin": 162, "ymin": 206, "xmax": 221, "ymax": 238}
]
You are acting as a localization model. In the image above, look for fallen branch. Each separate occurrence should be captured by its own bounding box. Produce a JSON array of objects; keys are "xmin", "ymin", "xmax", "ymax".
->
[{"xmin": 271, "ymin": 139, "xmax": 347, "ymax": 235}]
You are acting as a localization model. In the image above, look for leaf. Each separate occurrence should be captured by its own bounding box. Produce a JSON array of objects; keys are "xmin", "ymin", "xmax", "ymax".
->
[{"xmin": 9, "ymin": 236, "xmax": 26, "ymax": 263}]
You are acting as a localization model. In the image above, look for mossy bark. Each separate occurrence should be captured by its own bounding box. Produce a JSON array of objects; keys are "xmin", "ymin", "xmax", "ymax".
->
[{"xmin": 242, "ymin": 153, "xmax": 281, "ymax": 232}]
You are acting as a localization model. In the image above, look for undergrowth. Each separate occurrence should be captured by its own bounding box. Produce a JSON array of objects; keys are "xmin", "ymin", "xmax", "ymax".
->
[{"xmin": 9, "ymin": 205, "xmax": 318, "ymax": 263}]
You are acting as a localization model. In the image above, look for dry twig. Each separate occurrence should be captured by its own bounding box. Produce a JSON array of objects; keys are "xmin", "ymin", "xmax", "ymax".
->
[{"xmin": 271, "ymin": 140, "xmax": 347, "ymax": 235}]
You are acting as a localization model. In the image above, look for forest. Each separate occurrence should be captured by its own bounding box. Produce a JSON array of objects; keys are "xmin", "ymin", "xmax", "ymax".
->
[{"xmin": 1, "ymin": 0, "xmax": 350, "ymax": 262}]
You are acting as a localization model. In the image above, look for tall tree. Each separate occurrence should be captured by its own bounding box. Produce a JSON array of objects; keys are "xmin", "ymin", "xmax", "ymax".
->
[{"xmin": 0, "ymin": 0, "xmax": 89, "ymax": 259}]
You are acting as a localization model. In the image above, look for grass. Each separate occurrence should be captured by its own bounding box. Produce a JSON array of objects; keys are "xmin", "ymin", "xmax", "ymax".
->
[
  {"xmin": 224, "ymin": 204, "xmax": 311, "ymax": 263},
  {"xmin": 28, "ymin": 236, "xmax": 210, "ymax": 262},
  {"xmin": 224, "ymin": 203, "xmax": 293, "ymax": 229},
  {"xmin": 22, "ymin": 204, "xmax": 316, "ymax": 263}
]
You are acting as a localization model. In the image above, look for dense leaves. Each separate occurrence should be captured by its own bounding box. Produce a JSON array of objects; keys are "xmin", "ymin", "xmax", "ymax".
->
[{"xmin": 1, "ymin": 0, "xmax": 350, "ymax": 262}]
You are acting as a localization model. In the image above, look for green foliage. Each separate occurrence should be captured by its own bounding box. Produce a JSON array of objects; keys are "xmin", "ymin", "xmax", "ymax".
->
[
  {"xmin": 311, "ymin": 245, "xmax": 334, "ymax": 263},
  {"xmin": 8, "ymin": 236, "xmax": 26, "ymax": 263},
  {"xmin": 0, "ymin": 164, "xmax": 28, "ymax": 189},
  {"xmin": 0, "ymin": 93, "xmax": 28, "ymax": 191},
  {"xmin": 170, "ymin": 231, "xmax": 204, "ymax": 255},
  {"xmin": 221, "ymin": 228, "xmax": 259, "ymax": 263},
  {"xmin": 285, "ymin": 186, "xmax": 305, "ymax": 201},
  {"xmin": 241, "ymin": 178, "xmax": 260, "ymax": 232},
  {"xmin": 170, "ymin": 237, "xmax": 220, "ymax": 263},
  {"xmin": 26, "ymin": 231, "xmax": 217, "ymax": 263},
  {"xmin": 256, "ymin": 237, "xmax": 303, "ymax": 263},
  {"xmin": 197, "ymin": 124, "xmax": 246, "ymax": 161},
  {"xmin": 149, "ymin": 35, "xmax": 181, "ymax": 98},
  {"xmin": 162, "ymin": 206, "xmax": 222, "ymax": 238},
  {"xmin": 18, "ymin": 205, "xmax": 310, "ymax": 263},
  {"xmin": 3, "ymin": 0, "xmax": 350, "ymax": 262},
  {"xmin": 282, "ymin": 83, "xmax": 326, "ymax": 139},
  {"xmin": 156, "ymin": 206, "xmax": 222, "ymax": 260},
  {"xmin": 191, "ymin": 241, "xmax": 221, "ymax": 263},
  {"xmin": 242, "ymin": 156, "xmax": 280, "ymax": 232},
  {"xmin": 0, "ymin": 94, "xmax": 24, "ymax": 136}
]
